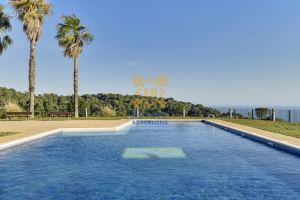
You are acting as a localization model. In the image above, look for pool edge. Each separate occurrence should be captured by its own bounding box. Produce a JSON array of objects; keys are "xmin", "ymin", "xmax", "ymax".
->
[
  {"xmin": 204, "ymin": 120, "xmax": 300, "ymax": 156},
  {"xmin": 0, "ymin": 121, "xmax": 133, "ymax": 151}
]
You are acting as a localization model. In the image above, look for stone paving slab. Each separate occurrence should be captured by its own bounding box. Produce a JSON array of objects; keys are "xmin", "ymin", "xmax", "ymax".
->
[
  {"xmin": 0, "ymin": 119, "xmax": 127, "ymax": 144},
  {"xmin": 215, "ymin": 119, "xmax": 300, "ymax": 147}
]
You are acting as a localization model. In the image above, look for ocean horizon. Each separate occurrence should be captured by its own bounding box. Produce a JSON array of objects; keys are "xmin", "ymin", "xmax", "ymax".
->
[{"xmin": 208, "ymin": 106, "xmax": 300, "ymax": 111}]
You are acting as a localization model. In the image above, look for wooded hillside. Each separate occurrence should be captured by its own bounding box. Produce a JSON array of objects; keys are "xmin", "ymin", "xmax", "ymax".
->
[{"xmin": 0, "ymin": 87, "xmax": 217, "ymax": 117}]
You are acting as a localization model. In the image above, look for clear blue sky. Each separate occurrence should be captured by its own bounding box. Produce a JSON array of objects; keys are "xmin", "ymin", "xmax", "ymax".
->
[{"xmin": 1, "ymin": 0, "xmax": 300, "ymax": 107}]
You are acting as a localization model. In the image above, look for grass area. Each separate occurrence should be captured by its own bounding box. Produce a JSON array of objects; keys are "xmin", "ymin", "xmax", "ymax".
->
[
  {"xmin": 0, "ymin": 132, "xmax": 19, "ymax": 137},
  {"xmin": 221, "ymin": 118, "xmax": 300, "ymax": 139}
]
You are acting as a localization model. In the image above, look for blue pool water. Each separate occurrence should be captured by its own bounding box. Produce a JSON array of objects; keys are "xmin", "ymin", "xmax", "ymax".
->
[{"xmin": 1, "ymin": 122, "xmax": 300, "ymax": 199}]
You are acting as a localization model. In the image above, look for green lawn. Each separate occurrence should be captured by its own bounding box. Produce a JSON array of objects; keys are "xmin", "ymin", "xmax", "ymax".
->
[
  {"xmin": 0, "ymin": 132, "xmax": 19, "ymax": 137},
  {"xmin": 221, "ymin": 118, "xmax": 300, "ymax": 139}
]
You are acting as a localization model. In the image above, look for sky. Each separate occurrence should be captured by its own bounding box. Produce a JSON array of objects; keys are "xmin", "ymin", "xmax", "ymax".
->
[{"xmin": 1, "ymin": 0, "xmax": 300, "ymax": 107}]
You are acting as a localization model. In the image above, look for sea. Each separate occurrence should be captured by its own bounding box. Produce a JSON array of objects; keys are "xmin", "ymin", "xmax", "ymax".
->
[{"xmin": 208, "ymin": 106, "xmax": 300, "ymax": 111}]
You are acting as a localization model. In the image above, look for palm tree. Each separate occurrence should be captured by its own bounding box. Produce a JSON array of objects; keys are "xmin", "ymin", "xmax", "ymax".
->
[
  {"xmin": 55, "ymin": 14, "xmax": 94, "ymax": 117},
  {"xmin": 9, "ymin": 0, "xmax": 53, "ymax": 118},
  {"xmin": 0, "ymin": 5, "xmax": 14, "ymax": 55}
]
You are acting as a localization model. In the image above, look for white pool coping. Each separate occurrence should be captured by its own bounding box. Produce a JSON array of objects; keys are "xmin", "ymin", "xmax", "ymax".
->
[
  {"xmin": 204, "ymin": 120, "xmax": 300, "ymax": 156},
  {"xmin": 0, "ymin": 121, "xmax": 133, "ymax": 151}
]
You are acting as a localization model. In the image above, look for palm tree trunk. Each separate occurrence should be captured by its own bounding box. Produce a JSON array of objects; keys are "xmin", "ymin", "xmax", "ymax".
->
[
  {"xmin": 29, "ymin": 40, "xmax": 36, "ymax": 118},
  {"xmin": 74, "ymin": 57, "xmax": 79, "ymax": 117}
]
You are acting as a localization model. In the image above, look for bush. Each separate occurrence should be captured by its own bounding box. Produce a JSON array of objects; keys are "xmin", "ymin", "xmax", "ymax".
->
[
  {"xmin": 35, "ymin": 111, "xmax": 48, "ymax": 118},
  {"xmin": 215, "ymin": 109, "xmax": 221, "ymax": 118},
  {"xmin": 3, "ymin": 101, "xmax": 23, "ymax": 112},
  {"xmin": 34, "ymin": 111, "xmax": 41, "ymax": 117},
  {"xmin": 0, "ymin": 109, "xmax": 5, "ymax": 119},
  {"xmin": 221, "ymin": 112, "xmax": 230, "ymax": 118},
  {"xmin": 276, "ymin": 117, "xmax": 285, "ymax": 122},
  {"xmin": 220, "ymin": 112, "xmax": 244, "ymax": 119},
  {"xmin": 255, "ymin": 108, "xmax": 269, "ymax": 119},
  {"xmin": 100, "ymin": 106, "xmax": 116, "ymax": 117},
  {"xmin": 234, "ymin": 113, "xmax": 244, "ymax": 119},
  {"xmin": 201, "ymin": 107, "xmax": 215, "ymax": 117},
  {"xmin": 2, "ymin": 101, "xmax": 23, "ymax": 119}
]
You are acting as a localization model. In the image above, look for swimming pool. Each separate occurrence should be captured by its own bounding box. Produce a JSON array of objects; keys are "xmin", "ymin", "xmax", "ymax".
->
[{"xmin": 1, "ymin": 122, "xmax": 300, "ymax": 199}]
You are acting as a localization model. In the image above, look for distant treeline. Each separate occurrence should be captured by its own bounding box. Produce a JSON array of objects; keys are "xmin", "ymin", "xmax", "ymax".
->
[{"xmin": 0, "ymin": 87, "xmax": 220, "ymax": 117}]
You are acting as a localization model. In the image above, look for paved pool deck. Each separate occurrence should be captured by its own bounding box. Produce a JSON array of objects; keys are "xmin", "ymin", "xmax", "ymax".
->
[{"xmin": 1, "ymin": 119, "xmax": 300, "ymax": 148}]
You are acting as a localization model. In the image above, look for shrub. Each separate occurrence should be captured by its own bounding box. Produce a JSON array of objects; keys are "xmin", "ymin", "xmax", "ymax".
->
[
  {"xmin": 3, "ymin": 100, "xmax": 23, "ymax": 112},
  {"xmin": 255, "ymin": 108, "xmax": 269, "ymax": 119},
  {"xmin": 34, "ymin": 111, "xmax": 41, "ymax": 117},
  {"xmin": 220, "ymin": 112, "xmax": 244, "ymax": 119},
  {"xmin": 0, "ymin": 109, "xmax": 5, "ymax": 119},
  {"xmin": 41, "ymin": 111, "xmax": 48, "ymax": 118},
  {"xmin": 91, "ymin": 111, "xmax": 101, "ymax": 117},
  {"xmin": 201, "ymin": 107, "xmax": 215, "ymax": 117},
  {"xmin": 234, "ymin": 113, "xmax": 244, "ymax": 119},
  {"xmin": 35, "ymin": 111, "xmax": 48, "ymax": 118},
  {"xmin": 100, "ymin": 106, "xmax": 116, "ymax": 117},
  {"xmin": 276, "ymin": 117, "xmax": 285, "ymax": 122},
  {"xmin": 2, "ymin": 101, "xmax": 23, "ymax": 119},
  {"xmin": 215, "ymin": 109, "xmax": 221, "ymax": 118}
]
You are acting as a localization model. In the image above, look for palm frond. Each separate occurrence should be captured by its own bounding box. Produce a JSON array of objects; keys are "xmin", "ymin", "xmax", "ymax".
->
[
  {"xmin": 8, "ymin": 0, "xmax": 53, "ymax": 42},
  {"xmin": 81, "ymin": 31, "xmax": 94, "ymax": 45},
  {"xmin": 0, "ymin": 5, "xmax": 13, "ymax": 34},
  {"xmin": 54, "ymin": 13, "xmax": 94, "ymax": 59},
  {"xmin": 0, "ymin": 35, "xmax": 14, "ymax": 55},
  {"xmin": 0, "ymin": 5, "xmax": 14, "ymax": 55}
]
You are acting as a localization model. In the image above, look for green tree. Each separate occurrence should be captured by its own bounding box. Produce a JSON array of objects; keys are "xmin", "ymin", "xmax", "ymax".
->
[
  {"xmin": 173, "ymin": 102, "xmax": 190, "ymax": 117},
  {"xmin": 201, "ymin": 107, "xmax": 215, "ymax": 117},
  {"xmin": 35, "ymin": 101, "xmax": 44, "ymax": 111},
  {"xmin": 67, "ymin": 97, "xmax": 90, "ymax": 117},
  {"xmin": 44, "ymin": 100, "xmax": 55, "ymax": 112},
  {"xmin": 255, "ymin": 108, "xmax": 269, "ymax": 119},
  {"xmin": 54, "ymin": 13, "xmax": 94, "ymax": 117},
  {"xmin": 9, "ymin": 0, "xmax": 53, "ymax": 118},
  {"xmin": 0, "ymin": 5, "xmax": 14, "ymax": 55}
]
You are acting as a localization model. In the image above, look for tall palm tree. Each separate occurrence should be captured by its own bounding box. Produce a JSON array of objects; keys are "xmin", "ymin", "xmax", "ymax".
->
[
  {"xmin": 55, "ymin": 14, "xmax": 94, "ymax": 117},
  {"xmin": 9, "ymin": 0, "xmax": 53, "ymax": 118},
  {"xmin": 0, "ymin": 5, "xmax": 14, "ymax": 55}
]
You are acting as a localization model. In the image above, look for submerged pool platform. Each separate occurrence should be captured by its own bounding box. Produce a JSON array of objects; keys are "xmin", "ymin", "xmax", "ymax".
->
[
  {"xmin": 1, "ymin": 121, "xmax": 300, "ymax": 199},
  {"xmin": 122, "ymin": 147, "xmax": 186, "ymax": 159}
]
